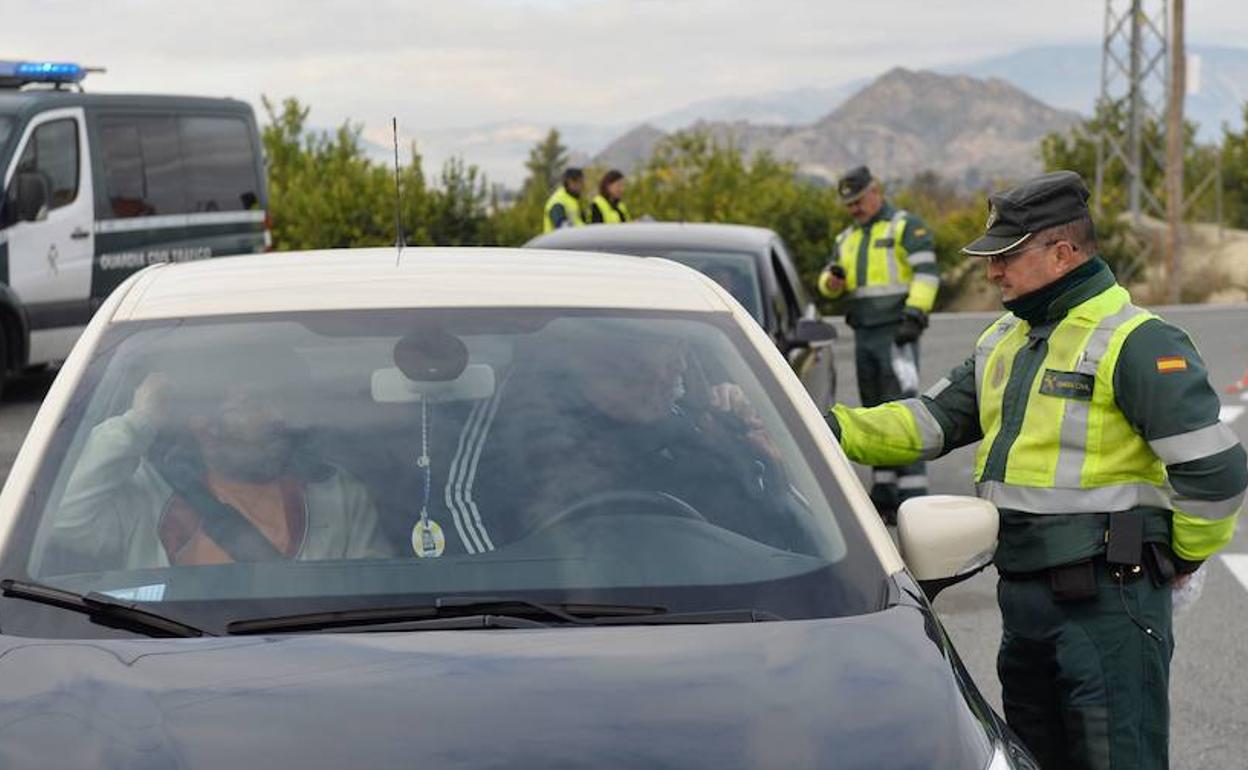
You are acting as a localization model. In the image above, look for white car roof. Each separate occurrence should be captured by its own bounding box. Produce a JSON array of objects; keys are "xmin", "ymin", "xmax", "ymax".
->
[{"xmin": 112, "ymin": 248, "xmax": 731, "ymax": 321}]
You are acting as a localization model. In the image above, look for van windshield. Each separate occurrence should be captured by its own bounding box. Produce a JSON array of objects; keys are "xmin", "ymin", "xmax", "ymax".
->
[{"xmin": 0, "ymin": 308, "xmax": 885, "ymax": 637}]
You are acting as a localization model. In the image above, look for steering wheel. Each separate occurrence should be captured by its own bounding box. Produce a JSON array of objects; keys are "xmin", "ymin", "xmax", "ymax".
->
[{"xmin": 530, "ymin": 489, "xmax": 708, "ymax": 536}]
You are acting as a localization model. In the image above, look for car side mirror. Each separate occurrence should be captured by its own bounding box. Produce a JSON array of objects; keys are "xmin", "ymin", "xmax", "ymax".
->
[
  {"xmin": 9, "ymin": 172, "xmax": 51, "ymax": 223},
  {"xmin": 897, "ymin": 495, "xmax": 998, "ymax": 600},
  {"xmin": 789, "ymin": 318, "xmax": 837, "ymax": 348}
]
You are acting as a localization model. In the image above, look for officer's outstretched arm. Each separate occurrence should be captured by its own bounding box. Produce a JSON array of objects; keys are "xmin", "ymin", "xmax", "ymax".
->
[
  {"xmin": 827, "ymin": 355, "xmax": 982, "ymax": 467},
  {"xmin": 1115, "ymin": 319, "xmax": 1248, "ymax": 571}
]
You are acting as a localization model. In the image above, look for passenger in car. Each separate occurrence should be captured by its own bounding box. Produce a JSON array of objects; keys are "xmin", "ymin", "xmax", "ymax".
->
[{"xmin": 48, "ymin": 366, "xmax": 392, "ymax": 570}]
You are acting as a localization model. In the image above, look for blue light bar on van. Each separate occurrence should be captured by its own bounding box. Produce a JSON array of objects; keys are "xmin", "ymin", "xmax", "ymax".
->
[{"xmin": 0, "ymin": 60, "xmax": 92, "ymax": 87}]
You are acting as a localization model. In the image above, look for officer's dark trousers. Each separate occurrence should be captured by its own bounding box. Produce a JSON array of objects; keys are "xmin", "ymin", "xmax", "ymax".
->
[
  {"xmin": 852, "ymin": 322, "xmax": 926, "ymax": 513},
  {"xmin": 997, "ymin": 568, "xmax": 1172, "ymax": 770}
]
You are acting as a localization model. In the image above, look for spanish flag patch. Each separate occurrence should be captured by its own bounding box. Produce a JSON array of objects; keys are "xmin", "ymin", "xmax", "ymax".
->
[{"xmin": 1156, "ymin": 355, "xmax": 1188, "ymax": 373}]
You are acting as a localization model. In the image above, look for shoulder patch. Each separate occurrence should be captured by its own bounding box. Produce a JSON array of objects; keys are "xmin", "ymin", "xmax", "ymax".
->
[{"xmin": 1156, "ymin": 355, "xmax": 1188, "ymax": 374}]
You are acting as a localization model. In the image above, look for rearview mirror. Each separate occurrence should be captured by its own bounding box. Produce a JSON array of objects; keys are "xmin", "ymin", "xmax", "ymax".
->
[
  {"xmin": 372, "ymin": 364, "xmax": 496, "ymax": 404},
  {"xmin": 790, "ymin": 318, "xmax": 837, "ymax": 348},
  {"xmin": 897, "ymin": 495, "xmax": 998, "ymax": 599}
]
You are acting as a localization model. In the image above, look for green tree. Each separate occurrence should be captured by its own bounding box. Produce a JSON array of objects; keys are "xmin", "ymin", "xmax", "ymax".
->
[
  {"xmin": 523, "ymin": 128, "xmax": 569, "ymax": 199},
  {"xmin": 1221, "ymin": 103, "xmax": 1248, "ymax": 228},
  {"xmin": 261, "ymin": 96, "xmax": 499, "ymax": 251}
]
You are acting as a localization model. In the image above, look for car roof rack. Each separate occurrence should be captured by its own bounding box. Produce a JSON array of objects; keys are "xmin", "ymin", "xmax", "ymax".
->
[{"xmin": 0, "ymin": 61, "xmax": 105, "ymax": 91}]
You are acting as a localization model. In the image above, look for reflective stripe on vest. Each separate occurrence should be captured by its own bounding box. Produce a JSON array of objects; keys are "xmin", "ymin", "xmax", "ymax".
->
[
  {"xmin": 838, "ymin": 209, "xmax": 913, "ymax": 298},
  {"xmin": 972, "ymin": 284, "xmax": 1166, "ymax": 514}
]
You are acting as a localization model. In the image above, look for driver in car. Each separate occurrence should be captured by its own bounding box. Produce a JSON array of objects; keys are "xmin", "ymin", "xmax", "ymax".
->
[
  {"xmin": 49, "ymin": 362, "xmax": 392, "ymax": 570},
  {"xmin": 474, "ymin": 328, "xmax": 792, "ymax": 547}
]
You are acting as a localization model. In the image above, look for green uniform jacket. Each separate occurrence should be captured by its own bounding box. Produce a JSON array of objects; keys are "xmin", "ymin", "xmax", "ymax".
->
[
  {"xmin": 817, "ymin": 202, "xmax": 940, "ymax": 327},
  {"xmin": 827, "ymin": 261, "xmax": 1247, "ymax": 572}
]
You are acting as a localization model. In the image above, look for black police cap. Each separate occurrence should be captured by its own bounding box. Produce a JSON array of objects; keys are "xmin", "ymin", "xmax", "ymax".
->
[
  {"xmin": 837, "ymin": 166, "xmax": 873, "ymax": 203},
  {"xmin": 563, "ymin": 167, "xmax": 584, "ymax": 182},
  {"xmin": 962, "ymin": 170, "xmax": 1092, "ymax": 257}
]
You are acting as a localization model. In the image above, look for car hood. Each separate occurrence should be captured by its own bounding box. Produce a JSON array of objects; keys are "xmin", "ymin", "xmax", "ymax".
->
[{"xmin": 0, "ymin": 605, "xmax": 993, "ymax": 769}]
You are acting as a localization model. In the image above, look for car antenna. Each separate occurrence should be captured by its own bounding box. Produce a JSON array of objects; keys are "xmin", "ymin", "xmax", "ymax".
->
[{"xmin": 392, "ymin": 117, "xmax": 406, "ymax": 266}]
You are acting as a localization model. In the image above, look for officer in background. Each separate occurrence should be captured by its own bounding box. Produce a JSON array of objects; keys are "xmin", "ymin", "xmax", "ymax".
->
[
  {"xmin": 827, "ymin": 170, "xmax": 1247, "ymax": 769},
  {"xmin": 590, "ymin": 169, "xmax": 630, "ymax": 224},
  {"xmin": 542, "ymin": 167, "xmax": 586, "ymax": 233},
  {"xmin": 816, "ymin": 166, "xmax": 940, "ymax": 522}
]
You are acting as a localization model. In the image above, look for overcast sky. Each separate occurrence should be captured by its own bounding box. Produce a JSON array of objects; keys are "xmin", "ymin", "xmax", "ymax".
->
[{"xmin": 8, "ymin": 0, "xmax": 1248, "ymax": 143}]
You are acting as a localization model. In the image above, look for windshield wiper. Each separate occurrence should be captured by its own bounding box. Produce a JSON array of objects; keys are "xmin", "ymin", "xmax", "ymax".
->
[
  {"xmin": 227, "ymin": 597, "xmax": 783, "ymax": 635},
  {"xmin": 0, "ymin": 579, "xmax": 209, "ymax": 638},
  {"xmin": 227, "ymin": 596, "xmax": 668, "ymax": 635}
]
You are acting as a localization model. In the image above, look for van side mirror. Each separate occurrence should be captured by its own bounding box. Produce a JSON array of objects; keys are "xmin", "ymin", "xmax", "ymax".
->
[
  {"xmin": 789, "ymin": 318, "xmax": 837, "ymax": 349},
  {"xmin": 897, "ymin": 495, "xmax": 998, "ymax": 600},
  {"xmin": 7, "ymin": 172, "xmax": 51, "ymax": 223}
]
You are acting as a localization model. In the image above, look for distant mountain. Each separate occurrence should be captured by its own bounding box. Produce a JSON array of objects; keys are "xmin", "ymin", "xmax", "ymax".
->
[
  {"xmin": 939, "ymin": 44, "xmax": 1248, "ymax": 142},
  {"xmin": 646, "ymin": 82, "xmax": 866, "ymax": 131},
  {"xmin": 776, "ymin": 68, "xmax": 1080, "ymax": 186},
  {"xmin": 405, "ymin": 44, "xmax": 1248, "ymax": 190},
  {"xmin": 595, "ymin": 124, "xmax": 667, "ymax": 172},
  {"xmin": 595, "ymin": 68, "xmax": 1079, "ymax": 188}
]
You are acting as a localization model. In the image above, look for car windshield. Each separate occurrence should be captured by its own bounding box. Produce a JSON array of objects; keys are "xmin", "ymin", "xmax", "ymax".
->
[
  {"xmin": 655, "ymin": 250, "xmax": 764, "ymax": 322},
  {"xmin": 1, "ymin": 308, "xmax": 884, "ymax": 636}
]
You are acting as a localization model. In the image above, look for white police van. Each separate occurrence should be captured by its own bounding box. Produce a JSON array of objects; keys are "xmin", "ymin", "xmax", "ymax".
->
[{"xmin": 0, "ymin": 61, "xmax": 268, "ymax": 392}]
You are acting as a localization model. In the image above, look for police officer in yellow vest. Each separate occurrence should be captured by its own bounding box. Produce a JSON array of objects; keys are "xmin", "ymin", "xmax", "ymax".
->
[
  {"xmin": 817, "ymin": 166, "xmax": 940, "ymax": 522},
  {"xmin": 542, "ymin": 167, "xmax": 586, "ymax": 233},
  {"xmin": 827, "ymin": 171, "xmax": 1247, "ymax": 769},
  {"xmin": 590, "ymin": 169, "xmax": 630, "ymax": 224}
]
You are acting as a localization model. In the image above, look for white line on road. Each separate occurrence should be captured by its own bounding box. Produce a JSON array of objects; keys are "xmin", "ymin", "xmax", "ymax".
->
[
  {"xmin": 1222, "ymin": 555, "xmax": 1248, "ymax": 594},
  {"xmin": 1221, "ymin": 405, "xmax": 1245, "ymax": 424}
]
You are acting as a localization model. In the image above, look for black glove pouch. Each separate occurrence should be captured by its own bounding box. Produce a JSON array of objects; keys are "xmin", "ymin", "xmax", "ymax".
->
[
  {"xmin": 1049, "ymin": 560, "xmax": 1099, "ymax": 602},
  {"xmin": 1144, "ymin": 542, "xmax": 1177, "ymax": 588}
]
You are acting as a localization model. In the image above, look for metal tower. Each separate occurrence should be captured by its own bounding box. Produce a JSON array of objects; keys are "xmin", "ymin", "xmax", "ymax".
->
[{"xmin": 1094, "ymin": 0, "xmax": 1170, "ymax": 224}]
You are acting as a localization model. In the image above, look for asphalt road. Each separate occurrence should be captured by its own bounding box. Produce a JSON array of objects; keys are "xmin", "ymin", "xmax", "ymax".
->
[
  {"xmin": 0, "ymin": 306, "xmax": 1243, "ymax": 768},
  {"xmin": 828, "ymin": 303, "xmax": 1248, "ymax": 770}
]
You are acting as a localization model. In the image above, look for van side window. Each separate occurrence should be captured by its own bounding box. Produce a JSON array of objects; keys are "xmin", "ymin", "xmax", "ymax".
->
[
  {"xmin": 15, "ymin": 119, "xmax": 79, "ymax": 211},
  {"xmin": 100, "ymin": 116, "xmax": 185, "ymax": 218},
  {"xmin": 181, "ymin": 117, "xmax": 260, "ymax": 212}
]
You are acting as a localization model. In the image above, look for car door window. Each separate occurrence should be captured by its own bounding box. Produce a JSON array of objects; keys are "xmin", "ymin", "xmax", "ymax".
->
[
  {"xmin": 14, "ymin": 118, "xmax": 79, "ymax": 211},
  {"xmin": 770, "ymin": 248, "xmax": 801, "ymax": 334}
]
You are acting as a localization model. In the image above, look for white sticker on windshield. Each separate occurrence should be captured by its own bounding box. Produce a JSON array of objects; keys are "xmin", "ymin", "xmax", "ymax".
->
[{"xmin": 101, "ymin": 583, "xmax": 167, "ymax": 602}]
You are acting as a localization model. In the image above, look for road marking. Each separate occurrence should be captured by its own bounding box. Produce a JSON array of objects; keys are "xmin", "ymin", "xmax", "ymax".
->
[
  {"xmin": 1222, "ymin": 555, "xmax": 1248, "ymax": 594},
  {"xmin": 1221, "ymin": 405, "xmax": 1245, "ymax": 424}
]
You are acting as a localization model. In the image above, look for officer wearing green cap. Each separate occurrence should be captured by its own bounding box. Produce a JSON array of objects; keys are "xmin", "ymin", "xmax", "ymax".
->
[
  {"xmin": 826, "ymin": 170, "xmax": 1247, "ymax": 769},
  {"xmin": 816, "ymin": 166, "xmax": 941, "ymax": 522}
]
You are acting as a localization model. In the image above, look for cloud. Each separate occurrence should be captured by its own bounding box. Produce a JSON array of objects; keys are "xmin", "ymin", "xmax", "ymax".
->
[{"xmin": 6, "ymin": 0, "xmax": 1246, "ymax": 135}]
